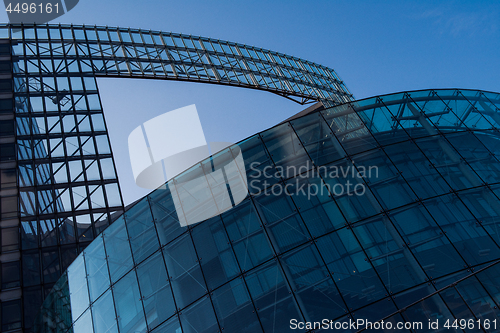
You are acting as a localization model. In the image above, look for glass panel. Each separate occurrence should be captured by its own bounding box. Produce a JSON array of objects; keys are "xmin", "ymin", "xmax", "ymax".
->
[
  {"xmin": 83, "ymin": 235, "xmax": 110, "ymax": 302},
  {"xmin": 475, "ymin": 263, "xmax": 500, "ymax": 308},
  {"xmin": 91, "ymin": 289, "xmax": 118, "ymax": 333},
  {"xmin": 236, "ymin": 135, "xmax": 280, "ymax": 195},
  {"xmin": 191, "ymin": 216, "xmax": 239, "ymax": 290},
  {"xmin": 73, "ymin": 308, "xmax": 93, "ymax": 333},
  {"xmin": 67, "ymin": 256, "xmax": 89, "ymax": 322},
  {"xmin": 100, "ymin": 158, "xmax": 116, "ymax": 179},
  {"xmin": 393, "ymin": 281, "xmax": 434, "ymax": 309},
  {"xmin": 291, "ymin": 112, "xmax": 343, "ymax": 166},
  {"xmin": 42, "ymin": 250, "xmax": 60, "ymax": 283},
  {"xmin": 1, "ymin": 261, "xmax": 20, "ymax": 289},
  {"xmin": 102, "ymin": 217, "xmax": 133, "ymax": 283},
  {"xmin": 352, "ymin": 215, "xmax": 425, "ymax": 293},
  {"xmin": 245, "ymin": 260, "xmax": 303, "ymax": 332},
  {"xmin": 61, "ymin": 246, "xmax": 78, "ymax": 271},
  {"xmin": 221, "ymin": 199, "xmax": 273, "ymax": 271},
  {"xmin": 95, "ymin": 135, "xmax": 111, "ymax": 154},
  {"xmin": 137, "ymin": 252, "xmax": 175, "ymax": 329},
  {"xmin": 149, "ymin": 187, "xmax": 185, "ymax": 246},
  {"xmin": 322, "ymin": 159, "xmax": 378, "ymax": 222},
  {"xmin": 352, "ymin": 297, "xmax": 399, "ymax": 329},
  {"xmin": 150, "ymin": 315, "xmax": 182, "ymax": 333},
  {"xmin": 402, "ymin": 294, "xmax": 459, "ymax": 332},
  {"xmin": 179, "ymin": 296, "xmax": 219, "ymax": 333},
  {"xmin": 383, "ymin": 140, "xmax": 451, "ymax": 199},
  {"xmin": 253, "ymin": 190, "xmax": 310, "ymax": 253},
  {"xmin": 104, "ymin": 183, "xmax": 122, "ymax": 207},
  {"xmin": 23, "ymin": 287, "xmax": 42, "ymax": 331},
  {"xmin": 316, "ymin": 228, "xmax": 387, "ymax": 310},
  {"xmin": 424, "ymin": 193, "xmax": 500, "ymax": 265},
  {"xmin": 163, "ymin": 233, "xmax": 207, "ymax": 309},
  {"xmin": 415, "ymin": 135, "xmax": 483, "ymax": 190},
  {"xmin": 113, "ymin": 270, "xmax": 146, "ymax": 333},
  {"xmin": 474, "ymin": 130, "xmax": 500, "ymax": 162},
  {"xmin": 125, "ymin": 201, "xmax": 159, "ymax": 264},
  {"xmin": 446, "ymin": 131, "xmax": 500, "ymax": 184},
  {"xmin": 281, "ymin": 244, "xmax": 347, "ymax": 321},
  {"xmin": 2, "ymin": 300, "xmax": 22, "ymax": 331},
  {"xmin": 171, "ymin": 164, "xmax": 218, "ymax": 228},
  {"xmin": 460, "ymin": 186, "xmax": 500, "ymax": 247},
  {"xmin": 351, "ymin": 149, "xmax": 416, "ymax": 210},
  {"xmin": 22, "ymin": 252, "xmax": 40, "ymax": 286},
  {"xmin": 260, "ymin": 123, "xmax": 310, "ymax": 179},
  {"xmin": 389, "ymin": 205, "xmax": 466, "ymax": 278},
  {"xmin": 285, "ymin": 173, "xmax": 346, "ymax": 237},
  {"xmin": 212, "ymin": 278, "xmax": 263, "ymax": 333},
  {"xmin": 438, "ymin": 287, "xmax": 478, "ymax": 326}
]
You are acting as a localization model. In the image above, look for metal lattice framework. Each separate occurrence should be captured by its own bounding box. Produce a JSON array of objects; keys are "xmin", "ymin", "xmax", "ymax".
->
[
  {"xmin": 352, "ymin": 89, "xmax": 500, "ymax": 133},
  {"xmin": 5, "ymin": 23, "xmax": 354, "ymax": 106},
  {"xmin": 0, "ymin": 23, "xmax": 356, "ymax": 332}
]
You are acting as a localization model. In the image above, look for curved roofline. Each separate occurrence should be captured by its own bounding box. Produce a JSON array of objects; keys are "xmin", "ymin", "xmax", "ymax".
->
[
  {"xmin": 5, "ymin": 23, "xmax": 354, "ymax": 106},
  {"xmin": 352, "ymin": 87, "xmax": 500, "ymax": 106},
  {"xmin": 163, "ymin": 88, "xmax": 500, "ymax": 186}
]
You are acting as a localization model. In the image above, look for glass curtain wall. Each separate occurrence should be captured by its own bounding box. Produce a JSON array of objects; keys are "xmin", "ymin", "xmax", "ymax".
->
[
  {"xmin": 0, "ymin": 27, "xmax": 124, "ymax": 332},
  {"xmin": 34, "ymin": 89, "xmax": 500, "ymax": 333}
]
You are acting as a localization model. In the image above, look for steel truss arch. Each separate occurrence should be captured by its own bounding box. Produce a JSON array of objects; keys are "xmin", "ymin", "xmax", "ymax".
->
[{"xmin": 7, "ymin": 23, "xmax": 354, "ymax": 106}]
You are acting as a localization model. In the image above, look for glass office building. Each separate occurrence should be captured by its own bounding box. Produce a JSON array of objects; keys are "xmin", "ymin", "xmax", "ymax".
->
[
  {"xmin": 0, "ymin": 23, "xmax": 353, "ymax": 333},
  {"xmin": 1, "ymin": 23, "xmax": 500, "ymax": 333},
  {"xmin": 1, "ymin": 26, "xmax": 125, "ymax": 332},
  {"xmin": 34, "ymin": 88, "xmax": 500, "ymax": 333}
]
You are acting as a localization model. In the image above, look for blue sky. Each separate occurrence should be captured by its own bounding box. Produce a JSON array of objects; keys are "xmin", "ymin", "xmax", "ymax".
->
[{"xmin": 2, "ymin": 1, "xmax": 499, "ymax": 204}]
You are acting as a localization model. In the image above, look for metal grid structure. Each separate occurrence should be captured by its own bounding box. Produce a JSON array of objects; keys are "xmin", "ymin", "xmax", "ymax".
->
[
  {"xmin": 3, "ymin": 23, "xmax": 353, "ymax": 106},
  {"xmin": 2, "ymin": 27, "xmax": 125, "ymax": 333},
  {"xmin": 0, "ymin": 23, "xmax": 356, "ymax": 333},
  {"xmin": 34, "ymin": 89, "xmax": 500, "ymax": 333}
]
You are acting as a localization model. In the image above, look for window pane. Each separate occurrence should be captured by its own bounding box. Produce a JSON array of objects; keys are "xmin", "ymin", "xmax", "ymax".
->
[
  {"xmin": 137, "ymin": 252, "xmax": 175, "ymax": 329},
  {"xmin": 281, "ymin": 244, "xmax": 347, "ymax": 321},
  {"xmin": 163, "ymin": 233, "xmax": 207, "ymax": 309},
  {"xmin": 191, "ymin": 216, "xmax": 239, "ymax": 290},
  {"xmin": 149, "ymin": 188, "xmax": 185, "ymax": 246},
  {"xmin": 291, "ymin": 112, "xmax": 343, "ymax": 166},
  {"xmin": 212, "ymin": 278, "xmax": 263, "ymax": 333},
  {"xmin": 92, "ymin": 289, "xmax": 118, "ymax": 333},
  {"xmin": 352, "ymin": 216, "xmax": 425, "ymax": 294},
  {"xmin": 103, "ymin": 217, "xmax": 133, "ymax": 283},
  {"xmin": 22, "ymin": 252, "xmax": 40, "ymax": 286},
  {"xmin": 245, "ymin": 260, "xmax": 303, "ymax": 332},
  {"xmin": 1, "ymin": 261, "xmax": 20, "ymax": 289},
  {"xmin": 261, "ymin": 123, "xmax": 310, "ymax": 179},
  {"xmin": 254, "ymin": 191, "xmax": 310, "ymax": 253},
  {"xmin": 150, "ymin": 315, "xmax": 182, "ymax": 333},
  {"xmin": 425, "ymin": 193, "xmax": 500, "ymax": 266},
  {"xmin": 84, "ymin": 235, "xmax": 110, "ymax": 302},
  {"xmin": 113, "ymin": 270, "xmax": 146, "ymax": 333},
  {"xmin": 73, "ymin": 309, "xmax": 93, "ymax": 333},
  {"xmin": 67, "ymin": 256, "xmax": 89, "ymax": 322},
  {"xmin": 316, "ymin": 228, "xmax": 387, "ymax": 310},
  {"xmin": 1, "ymin": 300, "xmax": 22, "ymax": 331},
  {"xmin": 179, "ymin": 296, "xmax": 218, "ymax": 333},
  {"xmin": 221, "ymin": 199, "xmax": 272, "ymax": 272},
  {"xmin": 125, "ymin": 201, "xmax": 159, "ymax": 264},
  {"xmin": 390, "ymin": 205, "xmax": 465, "ymax": 278},
  {"xmin": 285, "ymin": 174, "xmax": 345, "ymax": 237}
]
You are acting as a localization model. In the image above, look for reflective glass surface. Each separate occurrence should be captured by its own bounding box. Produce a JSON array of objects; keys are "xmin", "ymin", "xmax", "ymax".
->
[
  {"xmin": 2, "ymin": 22, "xmax": 359, "ymax": 332},
  {"xmin": 34, "ymin": 88, "xmax": 500, "ymax": 333}
]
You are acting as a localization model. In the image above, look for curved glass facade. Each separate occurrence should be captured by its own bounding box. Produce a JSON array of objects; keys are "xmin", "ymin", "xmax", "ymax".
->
[
  {"xmin": 0, "ymin": 23, "xmax": 353, "ymax": 332},
  {"xmin": 35, "ymin": 89, "xmax": 500, "ymax": 333}
]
